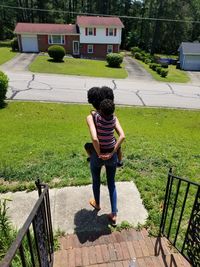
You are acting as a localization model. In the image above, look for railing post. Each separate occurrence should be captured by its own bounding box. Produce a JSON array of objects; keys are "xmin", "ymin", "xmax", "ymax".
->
[
  {"xmin": 160, "ymin": 167, "xmax": 172, "ymax": 234},
  {"xmin": 35, "ymin": 179, "xmax": 42, "ymax": 196}
]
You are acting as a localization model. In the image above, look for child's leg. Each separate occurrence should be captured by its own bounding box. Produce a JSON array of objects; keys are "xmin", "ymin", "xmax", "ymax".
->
[
  {"xmin": 117, "ymin": 147, "xmax": 123, "ymax": 167},
  {"xmin": 84, "ymin": 143, "xmax": 95, "ymax": 161},
  {"xmin": 117, "ymin": 147, "xmax": 122, "ymax": 162}
]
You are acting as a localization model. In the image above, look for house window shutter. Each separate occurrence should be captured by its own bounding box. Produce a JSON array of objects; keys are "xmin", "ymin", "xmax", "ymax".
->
[
  {"xmin": 85, "ymin": 28, "xmax": 88, "ymax": 36},
  {"xmin": 114, "ymin": 28, "xmax": 117, "ymax": 36},
  {"xmin": 106, "ymin": 28, "xmax": 108, "ymax": 36},
  {"xmin": 94, "ymin": 28, "xmax": 96, "ymax": 36}
]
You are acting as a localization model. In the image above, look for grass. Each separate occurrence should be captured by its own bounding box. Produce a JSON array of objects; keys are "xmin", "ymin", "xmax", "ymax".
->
[
  {"xmin": 137, "ymin": 60, "xmax": 190, "ymax": 83},
  {"xmin": 0, "ymin": 47, "xmax": 18, "ymax": 65},
  {"xmin": 155, "ymin": 54, "xmax": 178, "ymax": 60},
  {"xmin": 0, "ymin": 102, "xmax": 200, "ymax": 235},
  {"xmin": 29, "ymin": 55, "xmax": 128, "ymax": 78}
]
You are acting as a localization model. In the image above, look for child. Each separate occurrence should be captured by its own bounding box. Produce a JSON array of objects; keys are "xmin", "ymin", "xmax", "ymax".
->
[{"xmin": 85, "ymin": 97, "xmax": 123, "ymax": 166}]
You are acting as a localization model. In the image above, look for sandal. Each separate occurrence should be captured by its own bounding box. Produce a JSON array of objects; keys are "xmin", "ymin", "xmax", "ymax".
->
[
  {"xmin": 89, "ymin": 199, "xmax": 101, "ymax": 211},
  {"xmin": 107, "ymin": 213, "xmax": 117, "ymax": 226}
]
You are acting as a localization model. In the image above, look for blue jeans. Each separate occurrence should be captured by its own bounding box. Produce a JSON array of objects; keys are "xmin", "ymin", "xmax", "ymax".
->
[{"xmin": 90, "ymin": 152, "xmax": 118, "ymax": 215}]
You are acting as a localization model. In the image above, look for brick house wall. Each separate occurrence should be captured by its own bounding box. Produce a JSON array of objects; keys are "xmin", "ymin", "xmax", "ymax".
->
[
  {"xmin": 80, "ymin": 44, "xmax": 119, "ymax": 58},
  {"xmin": 37, "ymin": 35, "xmax": 79, "ymax": 53}
]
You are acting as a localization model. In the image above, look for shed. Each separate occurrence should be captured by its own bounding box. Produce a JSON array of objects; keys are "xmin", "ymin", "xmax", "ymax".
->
[{"xmin": 178, "ymin": 42, "xmax": 200, "ymax": 71}]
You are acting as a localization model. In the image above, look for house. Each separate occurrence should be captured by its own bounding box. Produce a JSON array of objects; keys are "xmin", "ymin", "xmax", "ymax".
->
[
  {"xmin": 14, "ymin": 16, "xmax": 124, "ymax": 58},
  {"xmin": 178, "ymin": 42, "xmax": 200, "ymax": 71}
]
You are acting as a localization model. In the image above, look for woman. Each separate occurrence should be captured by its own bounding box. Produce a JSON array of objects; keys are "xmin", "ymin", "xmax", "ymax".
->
[{"xmin": 86, "ymin": 86, "xmax": 125, "ymax": 225}]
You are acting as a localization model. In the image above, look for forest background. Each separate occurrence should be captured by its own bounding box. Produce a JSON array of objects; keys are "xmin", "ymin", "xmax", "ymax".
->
[{"xmin": 0, "ymin": 0, "xmax": 200, "ymax": 54}]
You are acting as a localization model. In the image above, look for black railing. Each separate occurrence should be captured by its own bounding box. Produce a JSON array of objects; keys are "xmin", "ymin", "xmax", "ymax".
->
[
  {"xmin": 160, "ymin": 168, "xmax": 200, "ymax": 267},
  {"xmin": 0, "ymin": 180, "xmax": 54, "ymax": 267}
]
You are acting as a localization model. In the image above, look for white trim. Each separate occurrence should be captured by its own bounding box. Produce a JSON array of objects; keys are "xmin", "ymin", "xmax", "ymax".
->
[
  {"xmin": 87, "ymin": 44, "xmax": 93, "ymax": 54},
  {"xmin": 73, "ymin": 41, "xmax": 79, "ymax": 55},
  {"xmin": 48, "ymin": 35, "xmax": 65, "ymax": 45},
  {"xmin": 15, "ymin": 32, "xmax": 79, "ymax": 35}
]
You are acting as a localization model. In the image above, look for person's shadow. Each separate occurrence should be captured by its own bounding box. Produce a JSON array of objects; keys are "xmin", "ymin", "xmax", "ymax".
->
[{"xmin": 74, "ymin": 209, "xmax": 112, "ymax": 244}]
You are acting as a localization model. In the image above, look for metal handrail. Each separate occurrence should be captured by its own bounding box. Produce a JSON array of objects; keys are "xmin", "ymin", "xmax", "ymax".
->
[
  {"xmin": 160, "ymin": 168, "xmax": 200, "ymax": 266},
  {"xmin": 0, "ymin": 180, "xmax": 54, "ymax": 267}
]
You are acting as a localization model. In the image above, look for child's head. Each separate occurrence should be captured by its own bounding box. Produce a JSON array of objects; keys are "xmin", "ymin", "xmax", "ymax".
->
[
  {"xmin": 87, "ymin": 86, "xmax": 114, "ymax": 110},
  {"xmin": 99, "ymin": 99, "xmax": 115, "ymax": 117}
]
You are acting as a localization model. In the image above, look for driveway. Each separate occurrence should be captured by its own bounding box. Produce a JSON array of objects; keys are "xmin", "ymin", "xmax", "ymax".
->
[
  {"xmin": 0, "ymin": 53, "xmax": 37, "ymax": 72},
  {"xmin": 187, "ymin": 71, "xmax": 200, "ymax": 85},
  {"xmin": 124, "ymin": 56, "xmax": 153, "ymax": 81}
]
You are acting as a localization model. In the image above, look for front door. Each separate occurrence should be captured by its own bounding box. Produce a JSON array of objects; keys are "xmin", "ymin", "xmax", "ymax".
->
[{"xmin": 73, "ymin": 41, "xmax": 79, "ymax": 55}]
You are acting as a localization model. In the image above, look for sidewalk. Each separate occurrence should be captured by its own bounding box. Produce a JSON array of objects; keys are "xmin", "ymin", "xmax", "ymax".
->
[{"xmin": 2, "ymin": 182, "xmax": 148, "ymax": 234}]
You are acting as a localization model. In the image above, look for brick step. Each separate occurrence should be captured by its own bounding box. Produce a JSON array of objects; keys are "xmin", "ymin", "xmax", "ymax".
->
[
  {"xmin": 54, "ymin": 238, "xmax": 191, "ymax": 267},
  {"xmin": 54, "ymin": 251, "xmax": 190, "ymax": 267},
  {"xmin": 59, "ymin": 229, "xmax": 151, "ymax": 249}
]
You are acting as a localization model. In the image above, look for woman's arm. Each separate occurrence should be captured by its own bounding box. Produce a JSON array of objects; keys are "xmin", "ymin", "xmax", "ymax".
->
[{"xmin": 86, "ymin": 114, "xmax": 101, "ymax": 156}]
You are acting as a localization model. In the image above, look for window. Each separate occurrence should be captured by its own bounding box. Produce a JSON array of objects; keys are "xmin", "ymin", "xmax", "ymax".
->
[
  {"xmin": 88, "ymin": 28, "xmax": 94, "ymax": 36},
  {"xmin": 87, "ymin": 44, "xmax": 93, "ymax": 53},
  {"xmin": 107, "ymin": 45, "xmax": 113, "ymax": 54},
  {"xmin": 48, "ymin": 35, "xmax": 65, "ymax": 44},
  {"xmin": 109, "ymin": 28, "xmax": 114, "ymax": 36}
]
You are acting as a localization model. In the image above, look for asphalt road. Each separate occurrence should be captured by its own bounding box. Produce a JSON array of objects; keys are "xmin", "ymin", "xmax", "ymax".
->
[{"xmin": 4, "ymin": 71, "xmax": 200, "ymax": 109}]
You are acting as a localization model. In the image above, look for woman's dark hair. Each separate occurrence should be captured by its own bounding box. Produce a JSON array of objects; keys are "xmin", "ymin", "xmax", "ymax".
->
[
  {"xmin": 99, "ymin": 99, "xmax": 115, "ymax": 117},
  {"xmin": 87, "ymin": 86, "xmax": 114, "ymax": 110}
]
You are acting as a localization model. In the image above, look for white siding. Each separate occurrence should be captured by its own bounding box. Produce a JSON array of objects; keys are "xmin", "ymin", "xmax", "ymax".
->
[
  {"xmin": 79, "ymin": 26, "xmax": 122, "ymax": 44},
  {"xmin": 183, "ymin": 55, "xmax": 200, "ymax": 70}
]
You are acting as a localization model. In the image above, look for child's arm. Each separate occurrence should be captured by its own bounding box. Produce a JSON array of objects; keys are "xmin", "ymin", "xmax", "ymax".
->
[
  {"xmin": 86, "ymin": 114, "xmax": 101, "ymax": 156},
  {"xmin": 113, "ymin": 117, "xmax": 125, "ymax": 154}
]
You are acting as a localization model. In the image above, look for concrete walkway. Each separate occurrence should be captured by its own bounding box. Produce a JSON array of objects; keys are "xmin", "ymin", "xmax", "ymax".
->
[{"xmin": 2, "ymin": 182, "xmax": 148, "ymax": 234}]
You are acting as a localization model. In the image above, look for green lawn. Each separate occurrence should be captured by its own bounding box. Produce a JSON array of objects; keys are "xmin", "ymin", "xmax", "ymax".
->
[
  {"xmin": 0, "ymin": 102, "xmax": 200, "ymax": 234},
  {"xmin": 137, "ymin": 60, "xmax": 190, "ymax": 83},
  {"xmin": 29, "ymin": 55, "xmax": 128, "ymax": 78},
  {"xmin": 0, "ymin": 47, "xmax": 18, "ymax": 65}
]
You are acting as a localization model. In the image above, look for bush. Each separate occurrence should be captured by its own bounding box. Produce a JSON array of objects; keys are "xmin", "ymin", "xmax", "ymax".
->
[
  {"xmin": 156, "ymin": 67, "xmax": 162, "ymax": 75},
  {"xmin": 48, "ymin": 45, "xmax": 66, "ymax": 62},
  {"xmin": 0, "ymin": 40, "xmax": 11, "ymax": 48},
  {"xmin": 150, "ymin": 63, "xmax": 161, "ymax": 71},
  {"xmin": 134, "ymin": 52, "xmax": 142, "ymax": 60},
  {"xmin": 0, "ymin": 71, "xmax": 9, "ymax": 107},
  {"xmin": 106, "ymin": 53, "xmax": 123, "ymax": 68},
  {"xmin": 160, "ymin": 69, "xmax": 168, "ymax": 77},
  {"xmin": 11, "ymin": 37, "xmax": 18, "ymax": 51},
  {"xmin": 161, "ymin": 63, "xmax": 169, "ymax": 68},
  {"xmin": 131, "ymin": 46, "xmax": 141, "ymax": 55},
  {"xmin": 144, "ymin": 58, "xmax": 151, "ymax": 64}
]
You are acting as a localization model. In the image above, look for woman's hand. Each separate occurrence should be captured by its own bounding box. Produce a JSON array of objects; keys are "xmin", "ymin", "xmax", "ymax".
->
[{"xmin": 99, "ymin": 153, "xmax": 113, "ymax": 160}]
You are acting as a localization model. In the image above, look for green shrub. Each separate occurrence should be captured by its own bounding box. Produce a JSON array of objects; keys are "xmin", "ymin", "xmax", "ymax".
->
[
  {"xmin": 144, "ymin": 58, "xmax": 151, "ymax": 64},
  {"xmin": 134, "ymin": 52, "xmax": 142, "ymax": 60},
  {"xmin": 160, "ymin": 69, "xmax": 168, "ymax": 77},
  {"xmin": 161, "ymin": 63, "xmax": 169, "ymax": 68},
  {"xmin": 106, "ymin": 53, "xmax": 123, "ymax": 68},
  {"xmin": 150, "ymin": 63, "xmax": 161, "ymax": 71},
  {"xmin": 48, "ymin": 45, "xmax": 66, "ymax": 62},
  {"xmin": 11, "ymin": 37, "xmax": 18, "ymax": 51},
  {"xmin": 0, "ymin": 71, "xmax": 9, "ymax": 107},
  {"xmin": 0, "ymin": 40, "xmax": 11, "ymax": 47},
  {"xmin": 131, "ymin": 46, "xmax": 141, "ymax": 55},
  {"xmin": 156, "ymin": 66, "xmax": 162, "ymax": 75}
]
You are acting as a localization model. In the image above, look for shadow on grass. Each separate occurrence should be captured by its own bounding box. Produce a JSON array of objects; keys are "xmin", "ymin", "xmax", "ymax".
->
[
  {"xmin": 47, "ymin": 59, "xmax": 65, "ymax": 63},
  {"xmin": 0, "ymin": 101, "xmax": 8, "ymax": 109},
  {"xmin": 74, "ymin": 209, "xmax": 111, "ymax": 244},
  {"xmin": 105, "ymin": 64, "xmax": 122, "ymax": 69}
]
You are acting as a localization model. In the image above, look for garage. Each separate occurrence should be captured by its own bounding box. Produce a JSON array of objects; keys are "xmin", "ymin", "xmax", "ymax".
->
[
  {"xmin": 178, "ymin": 42, "xmax": 200, "ymax": 71},
  {"xmin": 21, "ymin": 35, "xmax": 38, "ymax": 52}
]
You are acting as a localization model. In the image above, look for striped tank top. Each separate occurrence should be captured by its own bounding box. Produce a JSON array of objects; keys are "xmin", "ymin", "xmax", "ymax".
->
[{"xmin": 93, "ymin": 112, "xmax": 116, "ymax": 153}]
